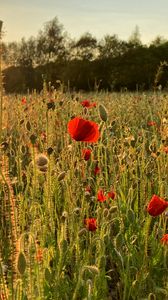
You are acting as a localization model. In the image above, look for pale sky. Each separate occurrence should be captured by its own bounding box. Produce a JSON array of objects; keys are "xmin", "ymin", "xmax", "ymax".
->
[{"xmin": 1, "ymin": 0, "xmax": 168, "ymax": 44}]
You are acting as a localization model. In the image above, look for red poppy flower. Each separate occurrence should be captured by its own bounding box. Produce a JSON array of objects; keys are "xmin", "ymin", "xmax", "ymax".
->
[
  {"xmin": 108, "ymin": 191, "xmax": 116, "ymax": 200},
  {"xmin": 68, "ymin": 117, "xmax": 100, "ymax": 142},
  {"xmin": 160, "ymin": 234, "xmax": 168, "ymax": 245},
  {"xmin": 147, "ymin": 121, "xmax": 156, "ymax": 126},
  {"xmin": 147, "ymin": 194, "xmax": 168, "ymax": 217},
  {"xmin": 81, "ymin": 100, "xmax": 97, "ymax": 108},
  {"xmin": 21, "ymin": 97, "xmax": 27, "ymax": 105},
  {"xmin": 97, "ymin": 189, "xmax": 107, "ymax": 202},
  {"xmin": 84, "ymin": 218, "xmax": 97, "ymax": 231},
  {"xmin": 94, "ymin": 165, "xmax": 100, "ymax": 175},
  {"xmin": 82, "ymin": 148, "xmax": 92, "ymax": 161}
]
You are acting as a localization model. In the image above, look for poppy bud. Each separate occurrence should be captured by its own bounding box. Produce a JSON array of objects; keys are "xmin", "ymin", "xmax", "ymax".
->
[
  {"xmin": 35, "ymin": 154, "xmax": 48, "ymax": 167},
  {"xmin": 99, "ymin": 104, "xmax": 108, "ymax": 122}
]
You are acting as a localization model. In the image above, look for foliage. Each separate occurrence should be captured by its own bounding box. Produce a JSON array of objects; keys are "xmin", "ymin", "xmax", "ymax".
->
[
  {"xmin": 2, "ymin": 17, "xmax": 168, "ymax": 92},
  {"xmin": 0, "ymin": 89, "xmax": 168, "ymax": 299}
]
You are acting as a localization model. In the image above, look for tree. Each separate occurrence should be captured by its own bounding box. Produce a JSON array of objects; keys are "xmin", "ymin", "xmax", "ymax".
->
[
  {"xmin": 36, "ymin": 17, "xmax": 66, "ymax": 64},
  {"xmin": 128, "ymin": 25, "xmax": 142, "ymax": 48},
  {"xmin": 98, "ymin": 34, "xmax": 128, "ymax": 59},
  {"xmin": 150, "ymin": 36, "xmax": 167, "ymax": 47},
  {"xmin": 71, "ymin": 32, "xmax": 97, "ymax": 60},
  {"xmin": 17, "ymin": 37, "xmax": 37, "ymax": 67}
]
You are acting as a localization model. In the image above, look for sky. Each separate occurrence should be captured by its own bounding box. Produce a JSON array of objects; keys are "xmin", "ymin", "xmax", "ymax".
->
[{"xmin": 1, "ymin": 0, "xmax": 168, "ymax": 44}]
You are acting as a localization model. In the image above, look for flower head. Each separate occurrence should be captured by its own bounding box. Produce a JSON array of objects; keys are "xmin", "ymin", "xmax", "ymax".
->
[
  {"xmin": 147, "ymin": 121, "xmax": 157, "ymax": 126},
  {"xmin": 81, "ymin": 100, "xmax": 97, "ymax": 108},
  {"xmin": 160, "ymin": 234, "xmax": 168, "ymax": 245},
  {"xmin": 68, "ymin": 117, "xmax": 100, "ymax": 143},
  {"xmin": 84, "ymin": 218, "xmax": 97, "ymax": 231},
  {"xmin": 94, "ymin": 164, "xmax": 100, "ymax": 175},
  {"xmin": 21, "ymin": 97, "xmax": 27, "ymax": 105},
  {"xmin": 97, "ymin": 189, "xmax": 107, "ymax": 202},
  {"xmin": 147, "ymin": 194, "xmax": 168, "ymax": 217},
  {"xmin": 82, "ymin": 148, "xmax": 92, "ymax": 161},
  {"xmin": 108, "ymin": 190, "xmax": 116, "ymax": 200}
]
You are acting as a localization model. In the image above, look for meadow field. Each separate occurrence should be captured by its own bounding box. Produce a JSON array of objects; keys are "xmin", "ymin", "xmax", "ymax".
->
[{"xmin": 0, "ymin": 88, "xmax": 168, "ymax": 300}]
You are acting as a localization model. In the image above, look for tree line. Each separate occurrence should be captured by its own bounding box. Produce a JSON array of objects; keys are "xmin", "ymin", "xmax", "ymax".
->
[{"xmin": 2, "ymin": 17, "xmax": 168, "ymax": 93}]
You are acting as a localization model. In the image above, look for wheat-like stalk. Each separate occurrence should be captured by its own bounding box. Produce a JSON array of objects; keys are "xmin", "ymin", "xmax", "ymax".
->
[{"xmin": 0, "ymin": 155, "xmax": 20, "ymax": 294}]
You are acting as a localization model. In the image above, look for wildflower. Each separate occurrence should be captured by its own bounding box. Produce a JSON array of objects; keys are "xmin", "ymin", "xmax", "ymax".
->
[
  {"xmin": 147, "ymin": 194, "xmax": 168, "ymax": 217},
  {"xmin": 94, "ymin": 164, "xmax": 100, "ymax": 175},
  {"xmin": 147, "ymin": 121, "xmax": 157, "ymax": 126},
  {"xmin": 82, "ymin": 148, "xmax": 92, "ymax": 161},
  {"xmin": 84, "ymin": 218, "xmax": 97, "ymax": 231},
  {"xmin": 160, "ymin": 234, "xmax": 168, "ymax": 245},
  {"xmin": 97, "ymin": 189, "xmax": 107, "ymax": 202},
  {"xmin": 81, "ymin": 100, "xmax": 97, "ymax": 108},
  {"xmin": 68, "ymin": 117, "xmax": 100, "ymax": 143},
  {"xmin": 21, "ymin": 97, "xmax": 27, "ymax": 105},
  {"xmin": 108, "ymin": 190, "xmax": 116, "ymax": 200}
]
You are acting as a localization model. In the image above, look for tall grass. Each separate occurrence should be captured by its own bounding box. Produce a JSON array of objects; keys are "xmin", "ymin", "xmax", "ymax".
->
[{"xmin": 0, "ymin": 89, "xmax": 168, "ymax": 300}]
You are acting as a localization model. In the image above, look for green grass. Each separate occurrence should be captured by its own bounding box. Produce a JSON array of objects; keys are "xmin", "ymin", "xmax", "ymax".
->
[{"xmin": 0, "ymin": 90, "xmax": 168, "ymax": 300}]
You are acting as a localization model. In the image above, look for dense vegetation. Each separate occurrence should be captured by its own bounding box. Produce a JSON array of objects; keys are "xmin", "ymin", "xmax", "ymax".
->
[
  {"xmin": 0, "ymin": 88, "xmax": 168, "ymax": 299},
  {"xmin": 2, "ymin": 17, "xmax": 168, "ymax": 92}
]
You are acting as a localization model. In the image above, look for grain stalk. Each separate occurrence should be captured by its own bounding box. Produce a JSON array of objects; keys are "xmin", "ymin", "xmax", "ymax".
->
[
  {"xmin": 0, "ymin": 155, "xmax": 19, "ymax": 296},
  {"xmin": 0, "ymin": 20, "xmax": 3, "ymax": 146}
]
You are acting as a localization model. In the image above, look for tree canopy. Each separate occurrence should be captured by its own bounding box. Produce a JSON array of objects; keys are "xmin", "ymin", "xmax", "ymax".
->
[{"xmin": 2, "ymin": 19, "xmax": 168, "ymax": 92}]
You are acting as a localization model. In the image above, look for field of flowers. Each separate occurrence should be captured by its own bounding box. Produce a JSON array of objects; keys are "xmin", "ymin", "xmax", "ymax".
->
[{"xmin": 0, "ymin": 87, "xmax": 168, "ymax": 300}]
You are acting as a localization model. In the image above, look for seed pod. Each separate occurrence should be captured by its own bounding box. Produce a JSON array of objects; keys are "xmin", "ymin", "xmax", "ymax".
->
[
  {"xmin": 61, "ymin": 211, "xmax": 68, "ymax": 222},
  {"xmin": 103, "ymin": 208, "xmax": 109, "ymax": 218},
  {"xmin": 38, "ymin": 165, "xmax": 48, "ymax": 173},
  {"xmin": 148, "ymin": 293, "xmax": 156, "ymax": 300},
  {"xmin": 30, "ymin": 134, "xmax": 37, "ymax": 145},
  {"xmin": 35, "ymin": 154, "xmax": 48, "ymax": 167},
  {"xmin": 99, "ymin": 104, "xmax": 108, "ymax": 122},
  {"xmin": 73, "ymin": 207, "xmax": 81, "ymax": 216},
  {"xmin": 57, "ymin": 171, "xmax": 66, "ymax": 181},
  {"xmin": 47, "ymin": 147, "xmax": 54, "ymax": 155},
  {"xmin": 17, "ymin": 252, "xmax": 26, "ymax": 275},
  {"xmin": 26, "ymin": 121, "xmax": 31, "ymax": 131}
]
